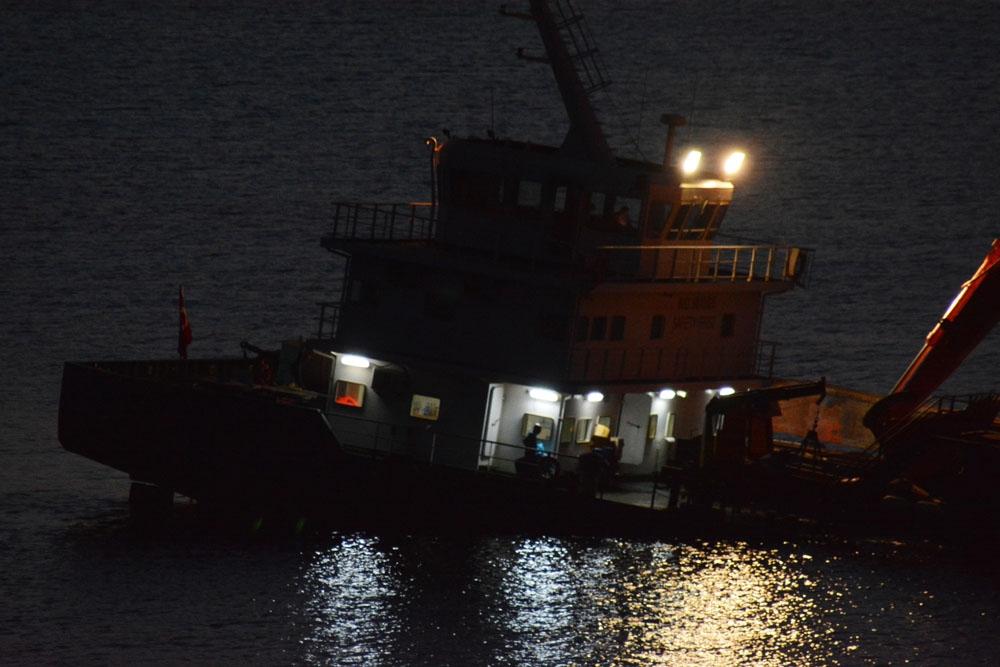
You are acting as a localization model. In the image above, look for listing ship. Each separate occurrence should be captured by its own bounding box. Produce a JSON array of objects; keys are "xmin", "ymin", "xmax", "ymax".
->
[{"xmin": 58, "ymin": 1, "xmax": 1000, "ymax": 537}]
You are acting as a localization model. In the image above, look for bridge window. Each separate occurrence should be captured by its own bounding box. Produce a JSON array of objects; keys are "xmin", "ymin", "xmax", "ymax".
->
[
  {"xmin": 647, "ymin": 201, "xmax": 672, "ymax": 237},
  {"xmin": 590, "ymin": 316, "xmax": 607, "ymax": 341},
  {"xmin": 684, "ymin": 203, "xmax": 718, "ymax": 239},
  {"xmin": 610, "ymin": 315, "xmax": 625, "ymax": 341},
  {"xmin": 650, "ymin": 315, "xmax": 665, "ymax": 339},
  {"xmin": 575, "ymin": 316, "xmax": 589, "ymax": 342},
  {"xmin": 666, "ymin": 204, "xmax": 692, "ymax": 239},
  {"xmin": 614, "ymin": 197, "xmax": 642, "ymax": 230}
]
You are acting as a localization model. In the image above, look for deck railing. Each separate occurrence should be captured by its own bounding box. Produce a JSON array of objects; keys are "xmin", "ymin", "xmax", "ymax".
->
[
  {"xmin": 326, "ymin": 201, "xmax": 437, "ymax": 242},
  {"xmin": 324, "ymin": 410, "xmax": 670, "ymax": 507},
  {"xmin": 597, "ymin": 244, "xmax": 808, "ymax": 284}
]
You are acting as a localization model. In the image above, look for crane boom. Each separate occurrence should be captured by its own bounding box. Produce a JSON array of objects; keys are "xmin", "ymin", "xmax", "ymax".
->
[{"xmin": 865, "ymin": 238, "xmax": 1000, "ymax": 433}]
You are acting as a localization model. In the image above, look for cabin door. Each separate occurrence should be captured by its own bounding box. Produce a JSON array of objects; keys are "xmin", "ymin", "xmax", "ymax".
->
[
  {"xmin": 618, "ymin": 393, "xmax": 653, "ymax": 465},
  {"xmin": 480, "ymin": 383, "xmax": 505, "ymax": 467}
]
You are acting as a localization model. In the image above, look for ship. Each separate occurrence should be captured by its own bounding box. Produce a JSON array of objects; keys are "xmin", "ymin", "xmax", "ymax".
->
[{"xmin": 58, "ymin": 1, "xmax": 1000, "ymax": 538}]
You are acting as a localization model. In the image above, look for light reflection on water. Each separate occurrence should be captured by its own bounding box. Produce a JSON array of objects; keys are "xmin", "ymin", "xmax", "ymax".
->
[
  {"xmin": 295, "ymin": 536, "xmax": 853, "ymax": 665},
  {"xmin": 298, "ymin": 535, "xmax": 406, "ymax": 665},
  {"xmin": 291, "ymin": 534, "xmax": 999, "ymax": 665}
]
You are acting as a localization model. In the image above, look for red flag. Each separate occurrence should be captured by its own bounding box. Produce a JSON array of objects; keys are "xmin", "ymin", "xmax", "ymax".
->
[{"xmin": 178, "ymin": 286, "xmax": 193, "ymax": 359}]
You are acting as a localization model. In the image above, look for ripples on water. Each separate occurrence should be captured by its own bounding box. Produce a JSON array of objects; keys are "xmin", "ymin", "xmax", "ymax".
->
[{"xmin": 283, "ymin": 532, "xmax": 995, "ymax": 665}]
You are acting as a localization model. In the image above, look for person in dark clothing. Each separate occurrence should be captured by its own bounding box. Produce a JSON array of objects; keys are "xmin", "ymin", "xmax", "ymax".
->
[{"xmin": 523, "ymin": 423, "xmax": 542, "ymax": 458}]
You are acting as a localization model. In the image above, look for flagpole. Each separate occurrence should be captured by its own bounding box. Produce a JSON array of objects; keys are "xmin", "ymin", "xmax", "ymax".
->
[{"xmin": 178, "ymin": 286, "xmax": 192, "ymax": 360}]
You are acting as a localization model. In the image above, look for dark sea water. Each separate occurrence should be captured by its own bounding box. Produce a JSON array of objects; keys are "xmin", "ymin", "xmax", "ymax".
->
[{"xmin": 3, "ymin": 1, "xmax": 1000, "ymax": 664}]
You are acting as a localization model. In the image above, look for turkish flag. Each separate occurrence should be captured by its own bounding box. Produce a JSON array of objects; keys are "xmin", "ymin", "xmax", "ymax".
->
[{"xmin": 178, "ymin": 286, "xmax": 193, "ymax": 359}]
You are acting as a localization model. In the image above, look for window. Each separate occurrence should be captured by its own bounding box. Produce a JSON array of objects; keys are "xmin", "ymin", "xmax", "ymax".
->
[
  {"xmin": 409, "ymin": 394, "xmax": 440, "ymax": 421},
  {"xmin": 721, "ymin": 313, "xmax": 736, "ymax": 338},
  {"xmin": 647, "ymin": 201, "xmax": 672, "ymax": 236},
  {"xmin": 666, "ymin": 204, "xmax": 692, "ymax": 239},
  {"xmin": 522, "ymin": 414, "xmax": 555, "ymax": 443},
  {"xmin": 590, "ymin": 192, "xmax": 606, "ymax": 216},
  {"xmin": 590, "ymin": 316, "xmax": 607, "ymax": 341},
  {"xmin": 553, "ymin": 186, "xmax": 567, "ymax": 212},
  {"xmin": 518, "ymin": 180, "xmax": 543, "ymax": 207},
  {"xmin": 610, "ymin": 315, "xmax": 625, "ymax": 341},
  {"xmin": 665, "ymin": 413, "xmax": 676, "ymax": 438},
  {"xmin": 614, "ymin": 197, "xmax": 642, "ymax": 229},
  {"xmin": 647, "ymin": 414, "xmax": 658, "ymax": 441},
  {"xmin": 576, "ymin": 418, "xmax": 592, "ymax": 443},
  {"xmin": 333, "ymin": 380, "xmax": 365, "ymax": 408},
  {"xmin": 650, "ymin": 315, "xmax": 665, "ymax": 340},
  {"xmin": 575, "ymin": 316, "xmax": 589, "ymax": 342},
  {"xmin": 559, "ymin": 417, "xmax": 576, "ymax": 445},
  {"xmin": 685, "ymin": 203, "xmax": 718, "ymax": 239}
]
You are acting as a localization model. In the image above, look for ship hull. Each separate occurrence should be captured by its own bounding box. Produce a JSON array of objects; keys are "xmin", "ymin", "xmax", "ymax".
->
[{"xmin": 57, "ymin": 362, "xmax": 704, "ymax": 537}]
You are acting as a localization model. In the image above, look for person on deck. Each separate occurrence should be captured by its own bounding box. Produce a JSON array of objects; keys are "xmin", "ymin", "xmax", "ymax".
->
[{"xmin": 523, "ymin": 423, "xmax": 542, "ymax": 458}]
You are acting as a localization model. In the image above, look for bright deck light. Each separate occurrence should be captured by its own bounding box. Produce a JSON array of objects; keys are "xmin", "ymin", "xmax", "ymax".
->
[
  {"xmin": 658, "ymin": 389, "xmax": 676, "ymax": 400},
  {"xmin": 681, "ymin": 149, "xmax": 702, "ymax": 175},
  {"xmin": 339, "ymin": 354, "xmax": 370, "ymax": 368},
  {"xmin": 722, "ymin": 151, "xmax": 746, "ymax": 176},
  {"xmin": 675, "ymin": 390, "xmax": 688, "ymax": 398},
  {"xmin": 586, "ymin": 391, "xmax": 604, "ymax": 403},
  {"xmin": 718, "ymin": 386, "xmax": 736, "ymax": 396},
  {"xmin": 529, "ymin": 387, "xmax": 560, "ymax": 402}
]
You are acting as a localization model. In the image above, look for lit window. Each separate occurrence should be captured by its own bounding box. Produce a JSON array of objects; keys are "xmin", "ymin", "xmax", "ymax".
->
[{"xmin": 333, "ymin": 380, "xmax": 365, "ymax": 408}]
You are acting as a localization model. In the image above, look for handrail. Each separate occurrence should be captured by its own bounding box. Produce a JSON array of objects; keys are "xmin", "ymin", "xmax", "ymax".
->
[
  {"xmin": 326, "ymin": 201, "xmax": 437, "ymax": 242},
  {"xmin": 595, "ymin": 243, "xmax": 808, "ymax": 284}
]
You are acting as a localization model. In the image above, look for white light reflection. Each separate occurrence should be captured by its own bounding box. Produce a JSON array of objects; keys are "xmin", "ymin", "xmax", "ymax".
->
[
  {"xmin": 500, "ymin": 537, "xmax": 590, "ymax": 665},
  {"xmin": 297, "ymin": 536, "xmax": 405, "ymax": 664}
]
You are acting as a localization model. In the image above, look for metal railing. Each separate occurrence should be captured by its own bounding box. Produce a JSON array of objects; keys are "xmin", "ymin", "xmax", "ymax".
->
[
  {"xmin": 322, "ymin": 410, "xmax": 672, "ymax": 507},
  {"xmin": 596, "ymin": 244, "xmax": 808, "ymax": 284},
  {"xmin": 326, "ymin": 202, "xmax": 437, "ymax": 242}
]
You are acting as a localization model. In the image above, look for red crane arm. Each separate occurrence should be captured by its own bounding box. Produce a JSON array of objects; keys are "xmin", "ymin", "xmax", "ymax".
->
[{"xmin": 866, "ymin": 239, "xmax": 1000, "ymax": 432}]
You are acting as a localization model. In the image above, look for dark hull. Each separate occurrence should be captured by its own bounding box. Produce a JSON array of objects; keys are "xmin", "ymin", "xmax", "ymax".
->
[{"xmin": 57, "ymin": 362, "xmax": 709, "ymax": 538}]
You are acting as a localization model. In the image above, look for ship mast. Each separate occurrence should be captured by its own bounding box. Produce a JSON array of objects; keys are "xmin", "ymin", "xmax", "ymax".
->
[{"xmin": 506, "ymin": 1, "xmax": 614, "ymax": 163}]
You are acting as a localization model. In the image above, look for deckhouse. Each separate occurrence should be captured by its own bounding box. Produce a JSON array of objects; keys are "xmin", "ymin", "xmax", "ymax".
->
[{"xmin": 310, "ymin": 0, "xmax": 808, "ymax": 478}]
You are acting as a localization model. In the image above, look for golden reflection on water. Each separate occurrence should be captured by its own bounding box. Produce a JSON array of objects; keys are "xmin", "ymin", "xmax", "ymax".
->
[{"xmin": 501, "ymin": 539, "xmax": 840, "ymax": 666}]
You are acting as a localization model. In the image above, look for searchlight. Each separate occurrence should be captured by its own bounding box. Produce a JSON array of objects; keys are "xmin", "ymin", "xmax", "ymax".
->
[
  {"xmin": 681, "ymin": 149, "xmax": 702, "ymax": 175},
  {"xmin": 722, "ymin": 151, "xmax": 746, "ymax": 176}
]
